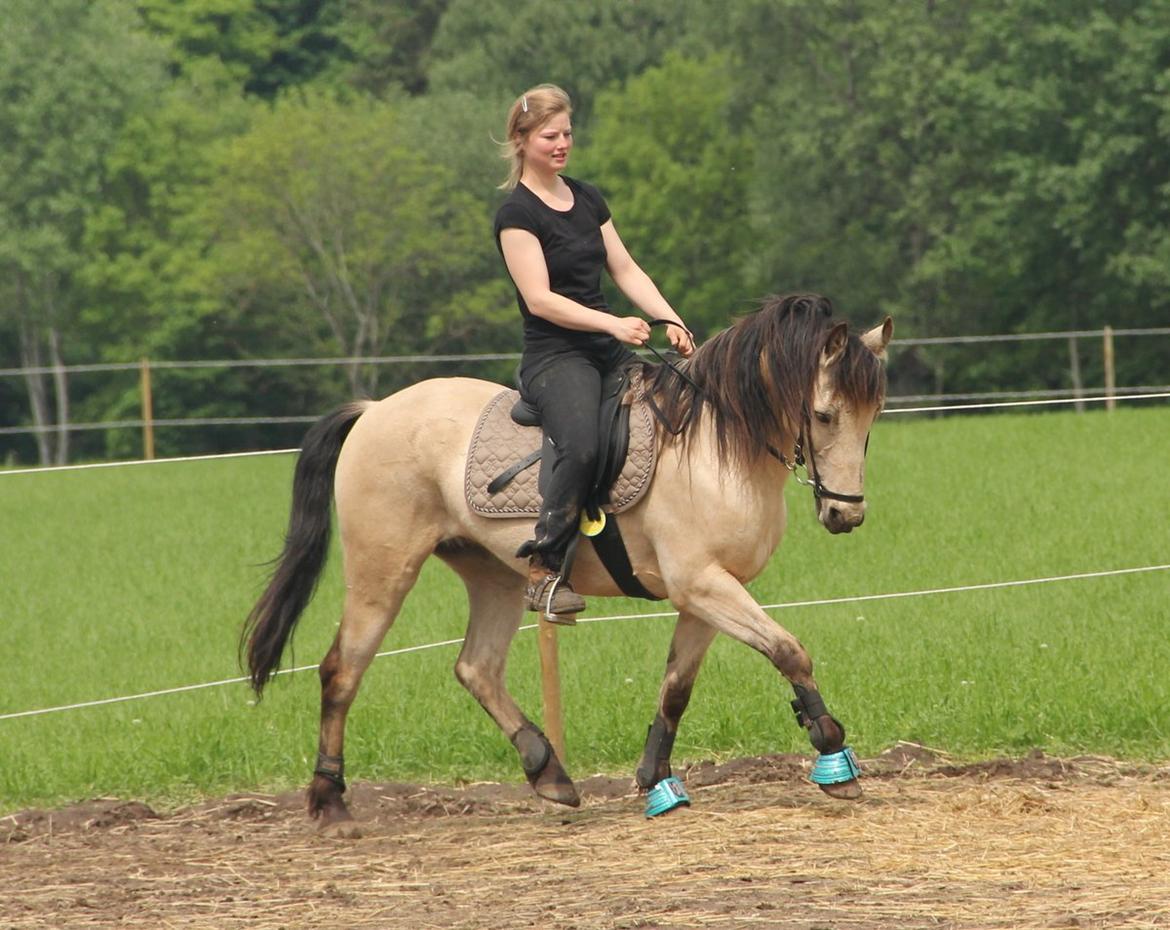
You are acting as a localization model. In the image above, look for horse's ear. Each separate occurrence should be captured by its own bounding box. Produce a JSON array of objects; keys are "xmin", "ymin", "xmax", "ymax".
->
[
  {"xmin": 861, "ymin": 316, "xmax": 894, "ymax": 360},
  {"xmin": 821, "ymin": 322, "xmax": 849, "ymax": 366}
]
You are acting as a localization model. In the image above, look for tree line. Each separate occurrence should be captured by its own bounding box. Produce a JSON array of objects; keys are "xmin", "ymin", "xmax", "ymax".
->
[{"xmin": 3, "ymin": 0, "xmax": 1168, "ymax": 464}]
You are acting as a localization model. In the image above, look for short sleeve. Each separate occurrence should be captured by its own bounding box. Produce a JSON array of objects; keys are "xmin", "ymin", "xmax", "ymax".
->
[
  {"xmin": 494, "ymin": 199, "xmax": 540, "ymax": 243},
  {"xmin": 577, "ymin": 180, "xmax": 612, "ymax": 226}
]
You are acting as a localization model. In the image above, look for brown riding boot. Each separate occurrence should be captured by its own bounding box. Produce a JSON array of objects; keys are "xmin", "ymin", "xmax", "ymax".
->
[{"xmin": 524, "ymin": 557, "xmax": 586, "ymax": 621}]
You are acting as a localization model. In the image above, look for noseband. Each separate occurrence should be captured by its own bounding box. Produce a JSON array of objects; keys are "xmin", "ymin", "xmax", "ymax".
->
[{"xmin": 769, "ymin": 412, "xmax": 867, "ymax": 505}]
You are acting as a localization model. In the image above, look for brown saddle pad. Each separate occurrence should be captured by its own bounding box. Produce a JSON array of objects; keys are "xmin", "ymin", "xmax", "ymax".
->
[{"xmin": 465, "ymin": 369, "xmax": 657, "ymax": 518}]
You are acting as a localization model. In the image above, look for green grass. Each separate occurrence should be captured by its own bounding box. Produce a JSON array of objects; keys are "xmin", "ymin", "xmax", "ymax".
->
[{"xmin": 1, "ymin": 407, "xmax": 1168, "ymax": 814}]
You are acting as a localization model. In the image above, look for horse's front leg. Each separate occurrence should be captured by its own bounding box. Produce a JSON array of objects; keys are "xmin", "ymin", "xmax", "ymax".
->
[
  {"xmin": 673, "ymin": 565, "xmax": 862, "ymax": 800},
  {"xmin": 636, "ymin": 611, "xmax": 717, "ymax": 791}
]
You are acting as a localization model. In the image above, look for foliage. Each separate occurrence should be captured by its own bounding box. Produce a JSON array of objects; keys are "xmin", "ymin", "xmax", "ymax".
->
[
  {"xmin": 0, "ymin": 0, "xmax": 167, "ymax": 462},
  {"xmin": 736, "ymin": 0, "xmax": 1170, "ymax": 391},
  {"xmin": 328, "ymin": 0, "xmax": 451, "ymax": 95},
  {"xmin": 2, "ymin": 0, "xmax": 1170, "ymax": 464},
  {"xmin": 202, "ymin": 91, "xmax": 487, "ymax": 396},
  {"xmin": 137, "ymin": 0, "xmax": 344, "ymax": 97},
  {"xmin": 575, "ymin": 53, "xmax": 756, "ymax": 338},
  {"xmin": 426, "ymin": 0, "xmax": 705, "ymax": 125}
]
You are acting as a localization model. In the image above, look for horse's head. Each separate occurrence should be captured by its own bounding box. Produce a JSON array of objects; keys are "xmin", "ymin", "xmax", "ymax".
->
[{"xmin": 805, "ymin": 317, "xmax": 893, "ymax": 534}]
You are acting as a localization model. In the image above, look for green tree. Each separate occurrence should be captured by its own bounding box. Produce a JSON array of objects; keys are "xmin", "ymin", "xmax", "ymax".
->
[
  {"xmin": 137, "ymin": 0, "xmax": 276, "ymax": 88},
  {"xmin": 329, "ymin": 0, "xmax": 451, "ymax": 95},
  {"xmin": 138, "ymin": 0, "xmax": 350, "ymax": 98},
  {"xmin": 0, "ymin": 0, "xmax": 166, "ymax": 464},
  {"xmin": 426, "ymin": 0, "xmax": 710, "ymax": 126},
  {"xmin": 733, "ymin": 0, "xmax": 1170, "ymax": 394},
  {"xmin": 73, "ymin": 73, "xmax": 263, "ymax": 460},
  {"xmin": 575, "ymin": 53, "xmax": 756, "ymax": 337},
  {"xmin": 203, "ymin": 92, "xmax": 487, "ymax": 395}
]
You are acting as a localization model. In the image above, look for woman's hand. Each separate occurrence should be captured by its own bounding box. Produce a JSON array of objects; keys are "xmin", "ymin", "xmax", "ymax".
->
[
  {"xmin": 666, "ymin": 324, "xmax": 695, "ymax": 358},
  {"xmin": 610, "ymin": 316, "xmax": 651, "ymax": 346}
]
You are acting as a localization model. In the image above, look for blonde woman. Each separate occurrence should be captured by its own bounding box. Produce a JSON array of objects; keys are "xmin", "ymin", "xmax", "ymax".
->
[{"xmin": 494, "ymin": 83, "xmax": 694, "ymax": 618}]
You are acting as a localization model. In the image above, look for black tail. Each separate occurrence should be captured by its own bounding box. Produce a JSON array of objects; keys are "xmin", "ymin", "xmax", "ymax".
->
[{"xmin": 242, "ymin": 401, "xmax": 370, "ymax": 694}]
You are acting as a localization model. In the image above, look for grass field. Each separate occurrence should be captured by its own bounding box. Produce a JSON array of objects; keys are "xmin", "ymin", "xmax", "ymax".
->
[{"xmin": 1, "ymin": 406, "xmax": 1168, "ymax": 814}]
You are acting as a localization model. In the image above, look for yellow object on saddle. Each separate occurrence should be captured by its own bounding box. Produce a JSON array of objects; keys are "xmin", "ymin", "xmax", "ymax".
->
[{"xmin": 579, "ymin": 511, "xmax": 607, "ymax": 537}]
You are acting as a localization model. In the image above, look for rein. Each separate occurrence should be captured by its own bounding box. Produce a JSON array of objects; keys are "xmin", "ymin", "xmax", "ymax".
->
[
  {"xmin": 644, "ymin": 319, "xmax": 702, "ymax": 393},
  {"xmin": 643, "ymin": 319, "xmax": 702, "ymax": 437}
]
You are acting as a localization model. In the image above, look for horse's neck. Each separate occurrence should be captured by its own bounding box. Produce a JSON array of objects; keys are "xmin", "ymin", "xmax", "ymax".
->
[{"xmin": 675, "ymin": 409, "xmax": 793, "ymax": 498}]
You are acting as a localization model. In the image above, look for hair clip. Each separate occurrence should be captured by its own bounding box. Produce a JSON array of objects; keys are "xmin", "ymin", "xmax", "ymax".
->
[{"xmin": 521, "ymin": 95, "xmax": 529, "ymax": 113}]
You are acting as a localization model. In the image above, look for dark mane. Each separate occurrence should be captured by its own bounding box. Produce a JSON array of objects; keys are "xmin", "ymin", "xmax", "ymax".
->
[{"xmin": 647, "ymin": 294, "xmax": 886, "ymax": 465}]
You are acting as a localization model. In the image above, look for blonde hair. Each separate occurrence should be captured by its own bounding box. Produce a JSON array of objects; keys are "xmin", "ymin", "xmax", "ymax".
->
[{"xmin": 497, "ymin": 84, "xmax": 573, "ymax": 191}]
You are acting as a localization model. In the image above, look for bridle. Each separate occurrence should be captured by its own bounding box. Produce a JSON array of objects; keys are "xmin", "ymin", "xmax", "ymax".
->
[{"xmin": 768, "ymin": 410, "xmax": 868, "ymax": 506}]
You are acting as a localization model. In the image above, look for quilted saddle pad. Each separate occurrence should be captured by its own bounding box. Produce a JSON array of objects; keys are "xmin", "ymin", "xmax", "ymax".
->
[{"xmin": 465, "ymin": 372, "xmax": 658, "ymax": 518}]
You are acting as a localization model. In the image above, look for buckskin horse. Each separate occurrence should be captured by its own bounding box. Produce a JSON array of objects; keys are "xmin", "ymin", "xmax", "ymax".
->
[{"xmin": 243, "ymin": 293, "xmax": 892, "ymax": 831}]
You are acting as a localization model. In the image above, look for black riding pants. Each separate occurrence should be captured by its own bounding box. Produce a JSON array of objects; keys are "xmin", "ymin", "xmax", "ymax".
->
[{"xmin": 517, "ymin": 344, "xmax": 633, "ymax": 569}]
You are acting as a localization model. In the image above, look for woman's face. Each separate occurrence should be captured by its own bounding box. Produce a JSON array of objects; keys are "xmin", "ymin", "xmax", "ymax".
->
[{"xmin": 521, "ymin": 111, "xmax": 573, "ymax": 176}]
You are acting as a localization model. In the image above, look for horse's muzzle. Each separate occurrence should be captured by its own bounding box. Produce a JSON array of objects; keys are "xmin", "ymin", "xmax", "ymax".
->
[{"xmin": 819, "ymin": 502, "xmax": 866, "ymax": 534}]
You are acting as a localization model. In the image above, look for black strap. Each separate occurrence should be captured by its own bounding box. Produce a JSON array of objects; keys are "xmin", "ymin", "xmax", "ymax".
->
[
  {"xmin": 314, "ymin": 751, "xmax": 346, "ymax": 792},
  {"xmin": 588, "ymin": 513, "xmax": 662, "ymax": 601},
  {"xmin": 645, "ymin": 319, "xmax": 702, "ymax": 393},
  {"xmin": 487, "ymin": 447, "xmax": 542, "ymax": 495}
]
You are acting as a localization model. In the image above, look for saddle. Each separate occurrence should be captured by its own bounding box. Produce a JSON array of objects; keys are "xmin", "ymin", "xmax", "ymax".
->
[{"xmin": 464, "ymin": 365, "xmax": 662, "ymax": 599}]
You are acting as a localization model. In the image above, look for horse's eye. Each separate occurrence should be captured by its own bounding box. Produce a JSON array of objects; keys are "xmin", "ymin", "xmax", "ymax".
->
[{"xmin": 814, "ymin": 410, "xmax": 832, "ymax": 425}]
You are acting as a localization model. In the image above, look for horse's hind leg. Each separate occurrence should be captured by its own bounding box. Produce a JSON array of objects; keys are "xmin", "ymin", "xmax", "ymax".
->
[
  {"xmin": 636, "ymin": 611, "xmax": 717, "ymax": 790},
  {"xmin": 308, "ymin": 558, "xmax": 425, "ymax": 834},
  {"xmin": 441, "ymin": 543, "xmax": 581, "ymax": 808}
]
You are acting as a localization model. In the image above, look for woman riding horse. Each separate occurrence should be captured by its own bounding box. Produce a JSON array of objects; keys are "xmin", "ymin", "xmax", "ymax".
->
[
  {"xmin": 494, "ymin": 84, "xmax": 694, "ymax": 618},
  {"xmin": 244, "ymin": 294, "xmax": 891, "ymax": 832}
]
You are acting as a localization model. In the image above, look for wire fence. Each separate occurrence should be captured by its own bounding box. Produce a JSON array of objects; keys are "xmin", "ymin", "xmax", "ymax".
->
[
  {"xmin": 3, "ymin": 562, "xmax": 1166, "ymax": 722},
  {"xmin": 1, "ymin": 326, "xmax": 1167, "ymax": 462},
  {"xmin": 3, "ymin": 325, "xmax": 1169, "ymax": 379},
  {"xmin": 2, "ymin": 351, "xmax": 1167, "ymax": 730}
]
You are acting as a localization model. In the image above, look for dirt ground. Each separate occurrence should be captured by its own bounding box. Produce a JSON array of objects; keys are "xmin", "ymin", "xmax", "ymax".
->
[{"xmin": 3, "ymin": 745, "xmax": 1169, "ymax": 930}]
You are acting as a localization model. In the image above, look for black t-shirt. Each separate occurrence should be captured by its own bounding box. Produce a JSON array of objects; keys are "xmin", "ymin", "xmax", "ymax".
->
[{"xmin": 494, "ymin": 176, "xmax": 618, "ymax": 354}]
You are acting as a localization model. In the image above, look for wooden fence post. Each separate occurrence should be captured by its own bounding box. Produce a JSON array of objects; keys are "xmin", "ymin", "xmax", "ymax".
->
[
  {"xmin": 1068, "ymin": 335, "xmax": 1084, "ymax": 412},
  {"xmin": 140, "ymin": 358, "xmax": 155, "ymax": 460},
  {"xmin": 537, "ymin": 616, "xmax": 566, "ymax": 762},
  {"xmin": 1102, "ymin": 326, "xmax": 1116, "ymax": 412}
]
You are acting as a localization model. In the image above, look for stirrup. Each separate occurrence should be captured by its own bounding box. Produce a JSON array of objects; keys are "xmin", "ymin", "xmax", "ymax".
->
[
  {"xmin": 525, "ymin": 572, "xmax": 585, "ymax": 622},
  {"xmin": 809, "ymin": 747, "xmax": 862, "ymax": 785},
  {"xmin": 645, "ymin": 775, "xmax": 690, "ymax": 818}
]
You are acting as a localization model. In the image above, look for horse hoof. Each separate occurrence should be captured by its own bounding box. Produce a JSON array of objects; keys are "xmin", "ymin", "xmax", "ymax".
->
[
  {"xmin": 532, "ymin": 764, "xmax": 581, "ymax": 807},
  {"xmin": 645, "ymin": 776, "xmax": 691, "ymax": 818},
  {"xmin": 819, "ymin": 778, "xmax": 863, "ymax": 800},
  {"xmin": 524, "ymin": 743, "xmax": 581, "ymax": 807},
  {"xmin": 314, "ymin": 804, "xmax": 362, "ymax": 837},
  {"xmin": 535, "ymin": 775, "xmax": 581, "ymax": 808},
  {"xmin": 320, "ymin": 818, "xmax": 363, "ymax": 839}
]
